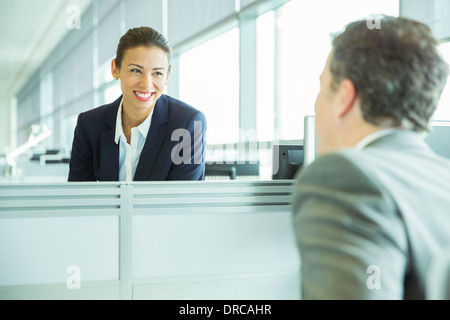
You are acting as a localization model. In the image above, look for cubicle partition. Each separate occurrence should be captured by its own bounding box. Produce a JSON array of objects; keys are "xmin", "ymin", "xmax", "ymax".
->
[{"xmin": 0, "ymin": 180, "xmax": 300, "ymax": 300}]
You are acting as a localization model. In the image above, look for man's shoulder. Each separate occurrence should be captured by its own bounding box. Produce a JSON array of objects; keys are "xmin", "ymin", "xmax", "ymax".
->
[
  {"xmin": 297, "ymin": 149, "xmax": 381, "ymax": 190},
  {"xmin": 302, "ymin": 150, "xmax": 367, "ymax": 174}
]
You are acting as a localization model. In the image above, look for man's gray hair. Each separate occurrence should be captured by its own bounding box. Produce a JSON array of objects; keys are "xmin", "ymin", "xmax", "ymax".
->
[{"xmin": 330, "ymin": 16, "xmax": 449, "ymax": 132}]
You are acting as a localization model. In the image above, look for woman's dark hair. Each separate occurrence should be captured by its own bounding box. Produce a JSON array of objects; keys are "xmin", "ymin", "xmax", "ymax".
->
[
  {"xmin": 115, "ymin": 26, "xmax": 172, "ymax": 69},
  {"xmin": 330, "ymin": 16, "xmax": 449, "ymax": 132}
]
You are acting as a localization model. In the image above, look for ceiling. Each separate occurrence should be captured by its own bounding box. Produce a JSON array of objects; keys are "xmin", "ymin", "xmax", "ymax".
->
[{"xmin": 0, "ymin": 0, "xmax": 92, "ymax": 101}]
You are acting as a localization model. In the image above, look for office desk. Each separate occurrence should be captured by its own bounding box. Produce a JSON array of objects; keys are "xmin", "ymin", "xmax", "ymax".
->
[{"xmin": 0, "ymin": 180, "xmax": 300, "ymax": 300}]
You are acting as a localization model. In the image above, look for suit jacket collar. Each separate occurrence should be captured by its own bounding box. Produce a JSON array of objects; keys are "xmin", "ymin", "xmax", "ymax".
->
[
  {"xmin": 104, "ymin": 96, "xmax": 121, "ymax": 129},
  {"xmin": 99, "ymin": 96, "xmax": 121, "ymax": 181},
  {"xmin": 365, "ymin": 129, "xmax": 431, "ymax": 152},
  {"xmin": 100, "ymin": 94, "xmax": 170, "ymax": 181},
  {"xmin": 356, "ymin": 128, "xmax": 401, "ymax": 150},
  {"xmin": 134, "ymin": 94, "xmax": 170, "ymax": 181}
]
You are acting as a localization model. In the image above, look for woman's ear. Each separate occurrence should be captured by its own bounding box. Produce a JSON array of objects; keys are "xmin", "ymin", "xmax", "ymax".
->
[{"xmin": 111, "ymin": 59, "xmax": 119, "ymax": 80}]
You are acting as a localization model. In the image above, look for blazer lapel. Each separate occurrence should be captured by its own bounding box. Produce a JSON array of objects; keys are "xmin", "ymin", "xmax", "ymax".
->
[
  {"xmin": 134, "ymin": 95, "xmax": 169, "ymax": 181},
  {"xmin": 100, "ymin": 96, "xmax": 120, "ymax": 181}
]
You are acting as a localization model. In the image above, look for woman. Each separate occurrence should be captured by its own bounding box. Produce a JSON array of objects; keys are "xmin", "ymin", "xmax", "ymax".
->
[{"xmin": 68, "ymin": 27, "xmax": 207, "ymax": 181}]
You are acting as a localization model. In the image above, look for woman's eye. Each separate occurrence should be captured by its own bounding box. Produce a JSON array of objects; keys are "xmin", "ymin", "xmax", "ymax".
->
[
  {"xmin": 154, "ymin": 72, "xmax": 163, "ymax": 77},
  {"xmin": 131, "ymin": 69, "xmax": 142, "ymax": 74}
]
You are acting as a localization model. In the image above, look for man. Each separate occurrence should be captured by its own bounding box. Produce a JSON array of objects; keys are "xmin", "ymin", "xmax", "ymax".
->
[{"xmin": 292, "ymin": 16, "xmax": 450, "ymax": 299}]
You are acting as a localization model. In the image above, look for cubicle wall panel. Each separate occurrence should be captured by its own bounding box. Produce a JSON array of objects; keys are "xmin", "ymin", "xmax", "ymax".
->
[
  {"xmin": 132, "ymin": 211, "xmax": 299, "ymax": 278},
  {"xmin": 132, "ymin": 274, "xmax": 300, "ymax": 300},
  {"xmin": 0, "ymin": 183, "xmax": 124, "ymax": 299},
  {"xmin": 132, "ymin": 181, "xmax": 294, "ymax": 196},
  {"xmin": 130, "ymin": 180, "xmax": 300, "ymax": 300},
  {"xmin": 0, "ymin": 183, "xmax": 123, "ymax": 215},
  {"xmin": 0, "ymin": 216, "xmax": 120, "ymax": 286},
  {"xmin": 131, "ymin": 181, "xmax": 298, "ymax": 279},
  {"xmin": 0, "ymin": 282, "xmax": 121, "ymax": 300},
  {"xmin": 0, "ymin": 183, "xmax": 122, "ymax": 197},
  {"xmin": 132, "ymin": 195, "xmax": 292, "ymax": 207},
  {"xmin": 131, "ymin": 181, "xmax": 293, "ymax": 209},
  {"xmin": 0, "ymin": 181, "xmax": 299, "ymax": 300}
]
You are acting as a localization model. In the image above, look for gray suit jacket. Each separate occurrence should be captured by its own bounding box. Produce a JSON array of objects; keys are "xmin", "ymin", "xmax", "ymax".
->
[{"xmin": 292, "ymin": 130, "xmax": 450, "ymax": 299}]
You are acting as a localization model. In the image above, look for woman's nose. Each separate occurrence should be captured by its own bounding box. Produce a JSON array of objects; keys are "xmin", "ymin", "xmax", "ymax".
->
[{"xmin": 140, "ymin": 73, "xmax": 153, "ymax": 88}]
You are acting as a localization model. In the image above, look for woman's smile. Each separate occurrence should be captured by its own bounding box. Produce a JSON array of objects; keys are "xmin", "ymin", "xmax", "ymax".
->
[{"xmin": 133, "ymin": 90, "xmax": 154, "ymax": 101}]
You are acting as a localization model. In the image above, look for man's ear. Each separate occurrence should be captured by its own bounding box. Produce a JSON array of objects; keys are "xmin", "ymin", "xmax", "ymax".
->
[{"xmin": 336, "ymin": 79, "xmax": 358, "ymax": 117}]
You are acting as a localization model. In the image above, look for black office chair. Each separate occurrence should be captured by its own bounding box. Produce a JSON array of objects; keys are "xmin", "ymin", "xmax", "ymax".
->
[
  {"xmin": 205, "ymin": 163, "xmax": 237, "ymax": 180},
  {"xmin": 205, "ymin": 162, "xmax": 260, "ymax": 180}
]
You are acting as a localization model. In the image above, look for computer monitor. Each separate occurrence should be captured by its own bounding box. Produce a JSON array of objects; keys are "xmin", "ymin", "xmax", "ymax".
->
[
  {"xmin": 303, "ymin": 115, "xmax": 317, "ymax": 167},
  {"xmin": 272, "ymin": 145, "xmax": 304, "ymax": 180},
  {"xmin": 425, "ymin": 120, "xmax": 450, "ymax": 159}
]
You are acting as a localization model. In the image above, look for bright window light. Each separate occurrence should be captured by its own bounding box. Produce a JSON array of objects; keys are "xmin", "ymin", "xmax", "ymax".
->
[
  {"xmin": 256, "ymin": 10, "xmax": 275, "ymax": 142},
  {"xmin": 178, "ymin": 28, "xmax": 240, "ymax": 145},
  {"xmin": 277, "ymin": 0, "xmax": 400, "ymax": 140},
  {"xmin": 104, "ymin": 84, "xmax": 122, "ymax": 105},
  {"xmin": 434, "ymin": 42, "xmax": 450, "ymax": 121}
]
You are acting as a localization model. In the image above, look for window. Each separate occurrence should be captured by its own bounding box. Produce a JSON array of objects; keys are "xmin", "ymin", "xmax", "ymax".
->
[
  {"xmin": 256, "ymin": 10, "xmax": 275, "ymax": 142},
  {"xmin": 434, "ymin": 42, "xmax": 450, "ymax": 121},
  {"xmin": 178, "ymin": 28, "xmax": 240, "ymax": 145},
  {"xmin": 103, "ymin": 84, "xmax": 122, "ymax": 105},
  {"xmin": 98, "ymin": 57, "xmax": 122, "ymax": 105},
  {"xmin": 276, "ymin": 0, "xmax": 400, "ymax": 140}
]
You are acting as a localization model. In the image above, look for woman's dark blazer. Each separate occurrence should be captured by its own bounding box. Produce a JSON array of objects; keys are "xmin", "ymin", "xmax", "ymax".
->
[{"xmin": 68, "ymin": 94, "xmax": 207, "ymax": 181}]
